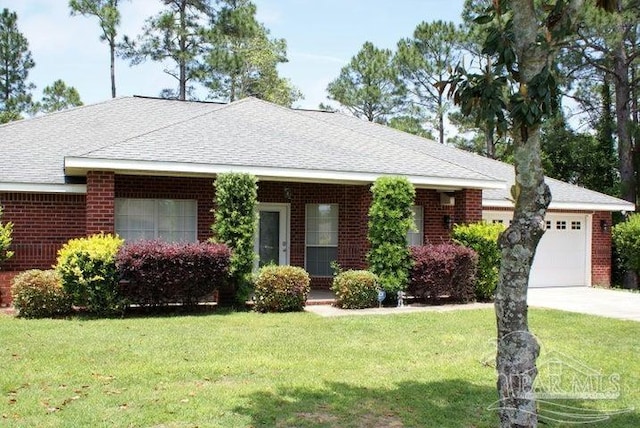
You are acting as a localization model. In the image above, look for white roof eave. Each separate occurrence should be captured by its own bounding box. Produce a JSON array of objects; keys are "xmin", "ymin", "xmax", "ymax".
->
[
  {"xmin": 64, "ymin": 157, "xmax": 506, "ymax": 191},
  {"xmin": 483, "ymin": 198, "xmax": 635, "ymax": 213}
]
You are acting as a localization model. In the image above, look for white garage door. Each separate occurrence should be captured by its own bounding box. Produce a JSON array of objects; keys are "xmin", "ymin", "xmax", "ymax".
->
[{"xmin": 482, "ymin": 212, "xmax": 590, "ymax": 287}]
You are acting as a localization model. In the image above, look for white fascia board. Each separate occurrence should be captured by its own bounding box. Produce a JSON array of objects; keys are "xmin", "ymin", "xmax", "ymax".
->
[
  {"xmin": 64, "ymin": 157, "xmax": 506, "ymax": 190},
  {"xmin": 483, "ymin": 198, "xmax": 635, "ymax": 212},
  {"xmin": 0, "ymin": 182, "xmax": 87, "ymax": 194}
]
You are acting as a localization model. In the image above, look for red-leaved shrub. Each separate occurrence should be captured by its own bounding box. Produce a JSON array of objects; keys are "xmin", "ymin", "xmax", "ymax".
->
[
  {"xmin": 117, "ymin": 241, "xmax": 231, "ymax": 306},
  {"xmin": 408, "ymin": 244, "xmax": 478, "ymax": 303}
]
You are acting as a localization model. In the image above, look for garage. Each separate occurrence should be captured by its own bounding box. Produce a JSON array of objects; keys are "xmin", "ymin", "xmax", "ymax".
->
[{"xmin": 482, "ymin": 211, "xmax": 590, "ymax": 287}]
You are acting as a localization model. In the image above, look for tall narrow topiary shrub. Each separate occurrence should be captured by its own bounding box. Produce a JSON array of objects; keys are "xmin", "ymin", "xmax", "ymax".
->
[
  {"xmin": 367, "ymin": 176, "xmax": 415, "ymax": 294},
  {"xmin": 211, "ymin": 173, "xmax": 258, "ymax": 305},
  {"xmin": 452, "ymin": 222, "xmax": 505, "ymax": 301}
]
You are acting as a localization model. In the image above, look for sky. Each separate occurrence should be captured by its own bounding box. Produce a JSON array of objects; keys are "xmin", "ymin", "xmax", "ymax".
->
[{"xmin": 6, "ymin": 0, "xmax": 465, "ymax": 110}]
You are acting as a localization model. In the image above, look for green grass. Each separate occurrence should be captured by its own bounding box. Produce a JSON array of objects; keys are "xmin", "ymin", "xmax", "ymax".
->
[{"xmin": 1, "ymin": 308, "xmax": 639, "ymax": 427}]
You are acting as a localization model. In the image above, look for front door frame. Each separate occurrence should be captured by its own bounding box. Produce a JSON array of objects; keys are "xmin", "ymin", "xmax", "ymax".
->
[{"xmin": 254, "ymin": 203, "xmax": 290, "ymax": 269}]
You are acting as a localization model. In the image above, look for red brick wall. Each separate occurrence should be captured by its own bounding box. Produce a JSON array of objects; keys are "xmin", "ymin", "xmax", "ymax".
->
[
  {"xmin": 415, "ymin": 189, "xmax": 455, "ymax": 243},
  {"xmin": 86, "ymin": 171, "xmax": 115, "ymax": 235},
  {"xmin": 591, "ymin": 211, "xmax": 612, "ymax": 287},
  {"xmin": 0, "ymin": 192, "xmax": 86, "ymax": 305},
  {"xmin": 257, "ymin": 181, "xmax": 371, "ymax": 288},
  {"xmin": 455, "ymin": 189, "xmax": 483, "ymax": 223}
]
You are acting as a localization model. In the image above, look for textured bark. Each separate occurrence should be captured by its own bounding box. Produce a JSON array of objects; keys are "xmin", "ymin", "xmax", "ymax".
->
[{"xmin": 494, "ymin": 1, "xmax": 583, "ymax": 426}]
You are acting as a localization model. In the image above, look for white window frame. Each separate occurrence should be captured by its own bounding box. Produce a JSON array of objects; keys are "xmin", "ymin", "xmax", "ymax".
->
[
  {"xmin": 115, "ymin": 198, "xmax": 198, "ymax": 242},
  {"xmin": 305, "ymin": 203, "xmax": 338, "ymax": 277},
  {"xmin": 407, "ymin": 205, "xmax": 424, "ymax": 246}
]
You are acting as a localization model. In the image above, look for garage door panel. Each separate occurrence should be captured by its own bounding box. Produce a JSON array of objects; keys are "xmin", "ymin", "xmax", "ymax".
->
[{"xmin": 482, "ymin": 212, "xmax": 589, "ymax": 287}]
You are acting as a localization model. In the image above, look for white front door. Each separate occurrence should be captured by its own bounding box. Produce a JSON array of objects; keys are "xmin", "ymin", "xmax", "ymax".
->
[{"xmin": 255, "ymin": 204, "xmax": 290, "ymax": 269}]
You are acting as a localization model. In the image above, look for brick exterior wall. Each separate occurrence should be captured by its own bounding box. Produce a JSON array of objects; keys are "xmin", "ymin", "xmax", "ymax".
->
[
  {"xmin": 86, "ymin": 171, "xmax": 115, "ymax": 235},
  {"xmin": 0, "ymin": 172, "xmax": 614, "ymax": 303},
  {"xmin": 0, "ymin": 192, "xmax": 86, "ymax": 306},
  {"xmin": 591, "ymin": 211, "xmax": 612, "ymax": 287}
]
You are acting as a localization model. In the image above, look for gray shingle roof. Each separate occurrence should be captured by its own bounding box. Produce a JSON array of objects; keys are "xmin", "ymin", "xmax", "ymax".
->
[{"xmin": 0, "ymin": 96, "xmax": 633, "ymax": 211}]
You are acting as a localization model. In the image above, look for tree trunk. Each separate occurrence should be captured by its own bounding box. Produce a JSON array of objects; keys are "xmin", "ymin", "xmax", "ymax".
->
[
  {"xmin": 110, "ymin": 40, "xmax": 116, "ymax": 98},
  {"xmin": 494, "ymin": 0, "xmax": 578, "ymax": 425},
  {"xmin": 438, "ymin": 92, "xmax": 445, "ymax": 144},
  {"xmin": 178, "ymin": 1, "xmax": 187, "ymax": 101},
  {"xmin": 614, "ymin": 34, "xmax": 634, "ymax": 205}
]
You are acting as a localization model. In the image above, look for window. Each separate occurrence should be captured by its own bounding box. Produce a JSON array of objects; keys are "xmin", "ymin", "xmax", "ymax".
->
[
  {"xmin": 305, "ymin": 204, "xmax": 338, "ymax": 276},
  {"xmin": 546, "ymin": 220, "xmax": 552, "ymax": 230},
  {"xmin": 571, "ymin": 221, "xmax": 581, "ymax": 230},
  {"xmin": 115, "ymin": 198, "xmax": 197, "ymax": 242},
  {"xmin": 556, "ymin": 220, "xmax": 567, "ymax": 230},
  {"xmin": 407, "ymin": 206, "xmax": 424, "ymax": 246}
]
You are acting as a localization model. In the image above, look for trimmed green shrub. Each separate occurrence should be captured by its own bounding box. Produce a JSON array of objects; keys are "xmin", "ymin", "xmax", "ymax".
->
[
  {"xmin": 0, "ymin": 205, "xmax": 14, "ymax": 267},
  {"xmin": 612, "ymin": 213, "xmax": 640, "ymax": 273},
  {"xmin": 331, "ymin": 270, "xmax": 379, "ymax": 309},
  {"xmin": 211, "ymin": 173, "xmax": 258, "ymax": 305},
  {"xmin": 117, "ymin": 240, "xmax": 231, "ymax": 307},
  {"xmin": 452, "ymin": 222, "xmax": 505, "ymax": 301},
  {"xmin": 11, "ymin": 270, "xmax": 72, "ymax": 318},
  {"xmin": 253, "ymin": 265, "xmax": 310, "ymax": 313},
  {"xmin": 367, "ymin": 176, "xmax": 416, "ymax": 294},
  {"xmin": 408, "ymin": 244, "xmax": 478, "ymax": 303},
  {"xmin": 55, "ymin": 233, "xmax": 124, "ymax": 315}
]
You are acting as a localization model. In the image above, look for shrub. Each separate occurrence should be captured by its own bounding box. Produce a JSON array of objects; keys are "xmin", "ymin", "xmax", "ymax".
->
[
  {"xmin": 0, "ymin": 205, "xmax": 14, "ymax": 267},
  {"xmin": 331, "ymin": 270, "xmax": 379, "ymax": 309},
  {"xmin": 117, "ymin": 240, "xmax": 231, "ymax": 306},
  {"xmin": 612, "ymin": 214, "xmax": 640, "ymax": 274},
  {"xmin": 452, "ymin": 222, "xmax": 505, "ymax": 301},
  {"xmin": 253, "ymin": 265, "xmax": 310, "ymax": 313},
  {"xmin": 367, "ymin": 176, "xmax": 416, "ymax": 294},
  {"xmin": 408, "ymin": 244, "xmax": 478, "ymax": 304},
  {"xmin": 55, "ymin": 233, "xmax": 124, "ymax": 315},
  {"xmin": 11, "ymin": 270, "xmax": 72, "ymax": 318},
  {"xmin": 211, "ymin": 173, "xmax": 258, "ymax": 305}
]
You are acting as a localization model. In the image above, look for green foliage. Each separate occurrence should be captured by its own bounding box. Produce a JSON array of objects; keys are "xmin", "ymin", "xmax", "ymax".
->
[
  {"xmin": 612, "ymin": 214, "xmax": 640, "ymax": 273},
  {"xmin": 541, "ymin": 113, "xmax": 618, "ymax": 196},
  {"xmin": 0, "ymin": 8, "xmax": 35, "ymax": 119},
  {"xmin": 202, "ymin": 0, "xmax": 302, "ymax": 106},
  {"xmin": 0, "ymin": 205, "xmax": 14, "ymax": 267},
  {"xmin": 396, "ymin": 20, "xmax": 463, "ymax": 143},
  {"xmin": 367, "ymin": 176, "xmax": 415, "ymax": 294},
  {"xmin": 32, "ymin": 79, "xmax": 83, "ymax": 113},
  {"xmin": 11, "ymin": 270, "xmax": 72, "ymax": 318},
  {"xmin": 55, "ymin": 233, "xmax": 124, "ymax": 315},
  {"xmin": 331, "ymin": 270, "xmax": 379, "ymax": 309},
  {"xmin": 212, "ymin": 173, "xmax": 258, "ymax": 304},
  {"xmin": 253, "ymin": 265, "xmax": 310, "ymax": 312},
  {"xmin": 327, "ymin": 41, "xmax": 406, "ymax": 123},
  {"xmin": 121, "ymin": 0, "xmax": 212, "ymax": 100},
  {"xmin": 452, "ymin": 222, "xmax": 504, "ymax": 301},
  {"xmin": 69, "ymin": 0, "xmax": 122, "ymax": 97}
]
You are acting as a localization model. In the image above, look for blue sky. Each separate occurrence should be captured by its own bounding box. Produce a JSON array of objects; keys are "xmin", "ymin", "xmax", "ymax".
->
[{"xmin": 7, "ymin": 0, "xmax": 464, "ymax": 109}]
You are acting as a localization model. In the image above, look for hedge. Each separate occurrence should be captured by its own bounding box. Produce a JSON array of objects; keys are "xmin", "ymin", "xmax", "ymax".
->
[
  {"xmin": 408, "ymin": 244, "xmax": 478, "ymax": 303},
  {"xmin": 331, "ymin": 270, "xmax": 379, "ymax": 309},
  {"xmin": 117, "ymin": 240, "xmax": 231, "ymax": 307},
  {"xmin": 253, "ymin": 265, "xmax": 310, "ymax": 312}
]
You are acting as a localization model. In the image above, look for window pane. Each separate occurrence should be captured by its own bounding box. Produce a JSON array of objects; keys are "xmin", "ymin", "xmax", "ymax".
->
[
  {"xmin": 407, "ymin": 206, "xmax": 424, "ymax": 246},
  {"xmin": 306, "ymin": 247, "xmax": 338, "ymax": 276},
  {"xmin": 306, "ymin": 204, "xmax": 338, "ymax": 276},
  {"xmin": 115, "ymin": 198, "xmax": 197, "ymax": 243}
]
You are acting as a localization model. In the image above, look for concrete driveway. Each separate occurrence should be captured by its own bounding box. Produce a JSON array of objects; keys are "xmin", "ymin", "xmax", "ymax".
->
[{"xmin": 527, "ymin": 287, "xmax": 640, "ymax": 322}]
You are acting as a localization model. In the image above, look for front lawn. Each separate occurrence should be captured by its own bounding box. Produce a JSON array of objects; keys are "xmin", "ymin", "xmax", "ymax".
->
[{"xmin": 1, "ymin": 308, "xmax": 638, "ymax": 427}]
